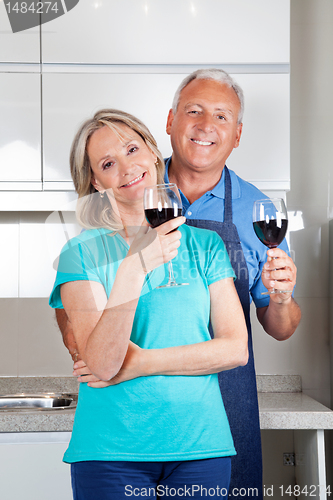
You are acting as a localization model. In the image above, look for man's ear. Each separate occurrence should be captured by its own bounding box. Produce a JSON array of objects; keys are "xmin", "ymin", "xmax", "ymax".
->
[
  {"xmin": 234, "ymin": 123, "xmax": 243, "ymax": 149},
  {"xmin": 166, "ymin": 109, "xmax": 174, "ymax": 136}
]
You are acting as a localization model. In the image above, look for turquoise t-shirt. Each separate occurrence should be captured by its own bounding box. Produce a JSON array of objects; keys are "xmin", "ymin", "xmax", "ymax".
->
[{"xmin": 50, "ymin": 224, "xmax": 237, "ymax": 463}]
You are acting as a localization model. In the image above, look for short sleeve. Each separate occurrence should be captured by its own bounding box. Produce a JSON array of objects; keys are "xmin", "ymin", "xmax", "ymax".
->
[
  {"xmin": 49, "ymin": 237, "xmax": 103, "ymax": 309},
  {"xmin": 205, "ymin": 233, "xmax": 236, "ymax": 286}
]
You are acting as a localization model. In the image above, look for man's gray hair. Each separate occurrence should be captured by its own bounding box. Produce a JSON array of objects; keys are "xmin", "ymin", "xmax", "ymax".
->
[{"xmin": 172, "ymin": 69, "xmax": 244, "ymax": 124}]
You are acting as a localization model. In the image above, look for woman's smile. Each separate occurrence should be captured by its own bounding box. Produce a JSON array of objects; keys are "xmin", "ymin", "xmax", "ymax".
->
[{"xmin": 120, "ymin": 171, "xmax": 147, "ymax": 188}]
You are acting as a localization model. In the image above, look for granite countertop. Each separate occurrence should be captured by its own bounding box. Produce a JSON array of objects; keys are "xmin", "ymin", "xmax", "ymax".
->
[
  {"xmin": 1, "ymin": 375, "xmax": 333, "ymax": 433},
  {"xmin": 0, "ymin": 377, "xmax": 78, "ymax": 433}
]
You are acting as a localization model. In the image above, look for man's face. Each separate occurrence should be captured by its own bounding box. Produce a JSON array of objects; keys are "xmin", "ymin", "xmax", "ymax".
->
[{"xmin": 166, "ymin": 79, "xmax": 242, "ymax": 174}]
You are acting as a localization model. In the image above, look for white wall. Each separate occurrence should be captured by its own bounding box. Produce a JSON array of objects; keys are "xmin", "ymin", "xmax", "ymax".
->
[
  {"xmin": 252, "ymin": 0, "xmax": 333, "ymax": 408},
  {"xmin": 252, "ymin": 0, "xmax": 333, "ymax": 486}
]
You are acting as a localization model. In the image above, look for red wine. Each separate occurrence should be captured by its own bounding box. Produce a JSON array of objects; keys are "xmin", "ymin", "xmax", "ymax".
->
[
  {"xmin": 253, "ymin": 219, "xmax": 288, "ymax": 248},
  {"xmin": 145, "ymin": 207, "xmax": 182, "ymax": 228}
]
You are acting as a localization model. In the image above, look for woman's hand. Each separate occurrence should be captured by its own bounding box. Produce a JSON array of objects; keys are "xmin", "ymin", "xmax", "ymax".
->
[
  {"xmin": 75, "ymin": 342, "xmax": 146, "ymax": 388},
  {"xmin": 128, "ymin": 216, "xmax": 186, "ymax": 275}
]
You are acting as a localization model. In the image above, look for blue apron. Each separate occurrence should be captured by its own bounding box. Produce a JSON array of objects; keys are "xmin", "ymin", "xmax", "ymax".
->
[{"xmin": 186, "ymin": 167, "xmax": 263, "ymax": 499}]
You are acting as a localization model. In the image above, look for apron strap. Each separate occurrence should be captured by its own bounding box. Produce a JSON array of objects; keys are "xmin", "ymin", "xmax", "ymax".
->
[{"xmin": 223, "ymin": 166, "xmax": 233, "ymax": 224}]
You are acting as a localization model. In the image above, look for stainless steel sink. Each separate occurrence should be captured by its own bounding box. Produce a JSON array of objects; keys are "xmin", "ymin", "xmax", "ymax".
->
[{"xmin": 0, "ymin": 393, "xmax": 77, "ymax": 411}]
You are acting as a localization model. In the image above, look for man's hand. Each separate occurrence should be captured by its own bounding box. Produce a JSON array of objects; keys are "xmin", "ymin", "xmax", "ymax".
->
[
  {"xmin": 261, "ymin": 248, "xmax": 297, "ymax": 302},
  {"xmin": 257, "ymin": 248, "xmax": 300, "ymax": 340},
  {"xmin": 72, "ymin": 359, "xmax": 104, "ymax": 384}
]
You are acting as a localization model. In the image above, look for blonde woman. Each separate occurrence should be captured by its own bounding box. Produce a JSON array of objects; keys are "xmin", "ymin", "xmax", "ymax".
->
[{"xmin": 50, "ymin": 109, "xmax": 248, "ymax": 500}]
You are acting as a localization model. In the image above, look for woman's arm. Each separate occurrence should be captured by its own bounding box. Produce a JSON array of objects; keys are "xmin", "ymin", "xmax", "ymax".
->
[
  {"xmin": 86, "ymin": 277, "xmax": 248, "ymax": 387},
  {"xmin": 61, "ymin": 218, "xmax": 184, "ymax": 381},
  {"xmin": 143, "ymin": 277, "xmax": 248, "ymax": 375}
]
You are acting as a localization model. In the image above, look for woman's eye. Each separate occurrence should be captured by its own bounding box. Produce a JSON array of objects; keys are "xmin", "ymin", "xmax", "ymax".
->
[
  {"xmin": 103, "ymin": 161, "xmax": 113, "ymax": 170},
  {"xmin": 128, "ymin": 146, "xmax": 138, "ymax": 154}
]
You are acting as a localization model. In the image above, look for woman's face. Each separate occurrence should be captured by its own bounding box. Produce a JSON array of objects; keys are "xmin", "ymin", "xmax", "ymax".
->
[{"xmin": 88, "ymin": 124, "xmax": 158, "ymax": 208}]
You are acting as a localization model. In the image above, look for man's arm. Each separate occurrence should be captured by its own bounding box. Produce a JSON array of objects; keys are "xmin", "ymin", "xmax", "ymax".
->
[
  {"xmin": 256, "ymin": 247, "xmax": 301, "ymax": 340},
  {"xmin": 55, "ymin": 308, "xmax": 80, "ymax": 362}
]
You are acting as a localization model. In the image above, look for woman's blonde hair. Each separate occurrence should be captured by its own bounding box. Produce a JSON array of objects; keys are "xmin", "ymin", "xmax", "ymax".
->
[{"xmin": 70, "ymin": 109, "xmax": 165, "ymax": 230}]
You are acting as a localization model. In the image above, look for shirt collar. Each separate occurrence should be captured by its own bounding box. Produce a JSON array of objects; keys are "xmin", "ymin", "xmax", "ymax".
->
[{"xmin": 164, "ymin": 157, "xmax": 241, "ymax": 200}]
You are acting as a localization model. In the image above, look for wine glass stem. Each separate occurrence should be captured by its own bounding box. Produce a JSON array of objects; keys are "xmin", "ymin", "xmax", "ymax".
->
[{"xmin": 167, "ymin": 261, "xmax": 177, "ymax": 286}]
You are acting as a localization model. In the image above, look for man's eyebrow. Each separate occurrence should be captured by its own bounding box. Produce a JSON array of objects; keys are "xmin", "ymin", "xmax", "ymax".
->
[
  {"xmin": 184, "ymin": 103, "xmax": 234, "ymax": 116},
  {"xmin": 184, "ymin": 103, "xmax": 203, "ymax": 110},
  {"xmin": 215, "ymin": 107, "xmax": 234, "ymax": 116}
]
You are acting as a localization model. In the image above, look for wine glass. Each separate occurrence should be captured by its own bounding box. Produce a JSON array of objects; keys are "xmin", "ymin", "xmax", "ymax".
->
[
  {"xmin": 144, "ymin": 183, "xmax": 188, "ymax": 288},
  {"xmin": 253, "ymin": 198, "xmax": 292, "ymax": 295}
]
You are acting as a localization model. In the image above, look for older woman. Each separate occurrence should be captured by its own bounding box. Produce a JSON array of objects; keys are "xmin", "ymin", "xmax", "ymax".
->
[{"xmin": 49, "ymin": 109, "xmax": 248, "ymax": 500}]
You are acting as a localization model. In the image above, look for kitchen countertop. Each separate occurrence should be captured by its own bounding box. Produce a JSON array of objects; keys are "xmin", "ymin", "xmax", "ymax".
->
[
  {"xmin": 1, "ymin": 375, "xmax": 333, "ymax": 433},
  {"xmin": 0, "ymin": 377, "xmax": 78, "ymax": 433}
]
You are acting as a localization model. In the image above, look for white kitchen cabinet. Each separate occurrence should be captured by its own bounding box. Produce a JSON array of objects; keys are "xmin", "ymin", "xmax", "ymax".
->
[
  {"xmin": 42, "ymin": 71, "xmax": 290, "ymax": 190},
  {"xmin": 19, "ymin": 212, "xmax": 81, "ymax": 298},
  {"xmin": 42, "ymin": 71, "xmax": 182, "ymax": 184},
  {"xmin": 0, "ymin": 214, "xmax": 19, "ymax": 298},
  {"xmin": 41, "ymin": 0, "xmax": 289, "ymax": 64},
  {"xmin": 0, "ymin": 3, "xmax": 40, "ymax": 63},
  {"xmin": 0, "ymin": 433, "xmax": 72, "ymax": 500},
  {"xmin": 0, "ymin": 73, "xmax": 41, "ymax": 187}
]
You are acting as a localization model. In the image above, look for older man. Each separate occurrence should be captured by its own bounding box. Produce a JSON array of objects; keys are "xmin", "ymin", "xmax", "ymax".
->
[
  {"xmin": 163, "ymin": 69, "xmax": 300, "ymax": 498},
  {"xmin": 57, "ymin": 69, "xmax": 301, "ymax": 498}
]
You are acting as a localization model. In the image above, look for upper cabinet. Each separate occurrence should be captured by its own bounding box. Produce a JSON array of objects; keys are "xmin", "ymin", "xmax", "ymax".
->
[
  {"xmin": 41, "ymin": 0, "xmax": 290, "ymax": 64},
  {"xmin": 0, "ymin": 0, "xmax": 290, "ymax": 199},
  {"xmin": 42, "ymin": 71, "xmax": 290, "ymax": 190},
  {"xmin": 0, "ymin": 3, "xmax": 40, "ymax": 63},
  {"xmin": 0, "ymin": 73, "xmax": 42, "ymax": 188}
]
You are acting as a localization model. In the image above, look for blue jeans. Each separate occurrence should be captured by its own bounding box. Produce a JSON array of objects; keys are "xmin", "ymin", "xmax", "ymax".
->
[{"xmin": 71, "ymin": 457, "xmax": 231, "ymax": 500}]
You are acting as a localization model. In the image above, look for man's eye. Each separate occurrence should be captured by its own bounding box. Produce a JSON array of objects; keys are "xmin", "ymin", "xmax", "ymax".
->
[
  {"xmin": 217, "ymin": 115, "xmax": 226, "ymax": 120},
  {"xmin": 188, "ymin": 110, "xmax": 199, "ymax": 115}
]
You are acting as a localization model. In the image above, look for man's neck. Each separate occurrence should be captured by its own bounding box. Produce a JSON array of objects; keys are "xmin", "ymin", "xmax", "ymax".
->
[{"xmin": 168, "ymin": 157, "xmax": 224, "ymax": 205}]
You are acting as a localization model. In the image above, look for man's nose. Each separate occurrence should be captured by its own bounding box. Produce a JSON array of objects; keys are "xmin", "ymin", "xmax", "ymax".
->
[{"xmin": 196, "ymin": 114, "xmax": 215, "ymax": 133}]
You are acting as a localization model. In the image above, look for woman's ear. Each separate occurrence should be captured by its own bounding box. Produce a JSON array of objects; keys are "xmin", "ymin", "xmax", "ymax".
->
[
  {"xmin": 150, "ymin": 150, "xmax": 158, "ymax": 165},
  {"xmin": 91, "ymin": 176, "xmax": 101, "ymax": 192}
]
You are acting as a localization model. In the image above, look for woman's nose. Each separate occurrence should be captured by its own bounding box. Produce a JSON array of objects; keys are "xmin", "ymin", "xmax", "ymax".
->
[{"xmin": 119, "ymin": 158, "xmax": 134, "ymax": 176}]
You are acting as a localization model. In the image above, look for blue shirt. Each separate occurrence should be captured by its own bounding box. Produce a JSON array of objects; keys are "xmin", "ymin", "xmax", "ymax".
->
[
  {"xmin": 165, "ymin": 158, "xmax": 290, "ymax": 308},
  {"xmin": 50, "ymin": 224, "xmax": 236, "ymax": 462}
]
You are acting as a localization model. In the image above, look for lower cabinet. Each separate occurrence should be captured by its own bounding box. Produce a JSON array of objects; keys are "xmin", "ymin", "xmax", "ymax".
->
[{"xmin": 0, "ymin": 433, "xmax": 72, "ymax": 500}]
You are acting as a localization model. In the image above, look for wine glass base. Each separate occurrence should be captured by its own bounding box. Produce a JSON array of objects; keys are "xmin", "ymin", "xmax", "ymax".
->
[
  {"xmin": 261, "ymin": 290, "xmax": 293, "ymax": 295},
  {"xmin": 157, "ymin": 283, "xmax": 189, "ymax": 288}
]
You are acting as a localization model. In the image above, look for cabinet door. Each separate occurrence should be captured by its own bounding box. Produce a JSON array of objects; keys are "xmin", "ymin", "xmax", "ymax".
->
[
  {"xmin": 227, "ymin": 73, "xmax": 290, "ymax": 190},
  {"xmin": 0, "ymin": 214, "xmax": 19, "ymax": 298},
  {"xmin": 0, "ymin": 3, "xmax": 40, "ymax": 63},
  {"xmin": 41, "ymin": 0, "xmax": 289, "ymax": 64},
  {"xmin": 42, "ymin": 72, "xmax": 183, "ymax": 184},
  {"xmin": 0, "ymin": 438, "xmax": 72, "ymax": 500},
  {"xmin": 19, "ymin": 212, "xmax": 80, "ymax": 298},
  {"xmin": 43, "ymin": 72, "xmax": 289, "ymax": 189},
  {"xmin": 0, "ymin": 73, "xmax": 41, "ymax": 187}
]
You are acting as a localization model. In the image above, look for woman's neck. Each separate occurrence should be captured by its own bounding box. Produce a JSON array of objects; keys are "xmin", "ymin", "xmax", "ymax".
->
[{"xmin": 116, "ymin": 205, "xmax": 146, "ymax": 245}]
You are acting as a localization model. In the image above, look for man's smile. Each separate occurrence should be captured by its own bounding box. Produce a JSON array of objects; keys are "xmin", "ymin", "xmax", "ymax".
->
[{"xmin": 191, "ymin": 139, "xmax": 215, "ymax": 146}]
